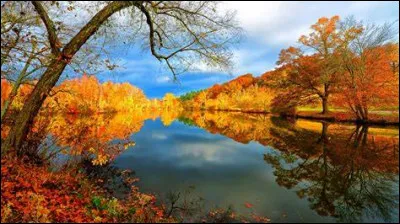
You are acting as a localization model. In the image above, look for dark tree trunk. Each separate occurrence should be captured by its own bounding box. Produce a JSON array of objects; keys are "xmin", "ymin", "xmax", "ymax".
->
[
  {"xmin": 317, "ymin": 122, "xmax": 329, "ymax": 144},
  {"xmin": 322, "ymin": 96, "xmax": 329, "ymax": 115},
  {"xmin": 2, "ymin": 61, "xmax": 67, "ymax": 152}
]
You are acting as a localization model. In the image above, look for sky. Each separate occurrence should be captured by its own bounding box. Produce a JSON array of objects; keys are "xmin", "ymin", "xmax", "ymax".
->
[{"xmin": 96, "ymin": 1, "xmax": 399, "ymax": 98}]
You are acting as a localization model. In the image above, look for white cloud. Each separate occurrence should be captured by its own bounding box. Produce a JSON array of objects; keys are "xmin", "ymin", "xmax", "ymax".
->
[
  {"xmin": 83, "ymin": 1, "xmax": 398, "ymax": 92},
  {"xmin": 220, "ymin": 1, "xmax": 399, "ymax": 75},
  {"xmin": 156, "ymin": 76, "xmax": 172, "ymax": 83},
  {"xmin": 152, "ymin": 133, "xmax": 168, "ymax": 140},
  {"xmin": 231, "ymin": 48, "xmax": 275, "ymax": 76},
  {"xmin": 175, "ymin": 140, "xmax": 240, "ymax": 166},
  {"xmin": 223, "ymin": 1, "xmax": 398, "ymax": 46}
]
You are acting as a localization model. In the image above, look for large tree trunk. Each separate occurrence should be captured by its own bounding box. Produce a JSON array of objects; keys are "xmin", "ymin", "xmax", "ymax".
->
[
  {"xmin": 2, "ymin": 61, "xmax": 67, "ymax": 152},
  {"xmin": 321, "ymin": 84, "xmax": 329, "ymax": 115},
  {"xmin": 2, "ymin": 1, "xmax": 136, "ymax": 153},
  {"xmin": 321, "ymin": 96, "xmax": 329, "ymax": 115}
]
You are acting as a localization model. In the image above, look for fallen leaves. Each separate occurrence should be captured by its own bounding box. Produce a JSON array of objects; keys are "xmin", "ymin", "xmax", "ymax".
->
[
  {"xmin": 1, "ymin": 154, "xmax": 173, "ymax": 223},
  {"xmin": 244, "ymin": 202, "xmax": 254, "ymax": 209}
]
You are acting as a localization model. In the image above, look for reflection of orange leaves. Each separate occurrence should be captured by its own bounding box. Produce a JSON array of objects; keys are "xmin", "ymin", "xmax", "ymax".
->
[
  {"xmin": 244, "ymin": 202, "xmax": 253, "ymax": 208},
  {"xmin": 251, "ymin": 213, "xmax": 271, "ymax": 222}
]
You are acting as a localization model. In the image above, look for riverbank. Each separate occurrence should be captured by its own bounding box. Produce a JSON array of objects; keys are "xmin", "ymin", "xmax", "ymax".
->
[
  {"xmin": 289, "ymin": 111, "xmax": 399, "ymax": 126},
  {"xmin": 1, "ymin": 150, "xmax": 270, "ymax": 223},
  {"xmin": 0, "ymin": 153, "xmax": 171, "ymax": 223},
  {"xmin": 184, "ymin": 108, "xmax": 399, "ymax": 126}
]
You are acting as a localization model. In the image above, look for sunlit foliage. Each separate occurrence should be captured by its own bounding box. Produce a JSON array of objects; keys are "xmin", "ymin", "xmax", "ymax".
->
[
  {"xmin": 179, "ymin": 110, "xmax": 399, "ymax": 222},
  {"xmin": 266, "ymin": 16, "xmax": 399, "ymax": 118},
  {"xmin": 182, "ymin": 74, "xmax": 274, "ymax": 112},
  {"xmin": 44, "ymin": 74, "xmax": 150, "ymax": 114}
]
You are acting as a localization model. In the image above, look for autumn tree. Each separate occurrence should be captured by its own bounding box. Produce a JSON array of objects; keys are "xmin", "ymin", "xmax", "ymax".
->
[
  {"xmin": 273, "ymin": 16, "xmax": 343, "ymax": 114},
  {"xmin": 334, "ymin": 18, "xmax": 399, "ymax": 120},
  {"xmin": 1, "ymin": 2, "xmax": 115, "ymax": 123},
  {"xmin": 183, "ymin": 73, "xmax": 274, "ymax": 112},
  {"xmin": 2, "ymin": 1, "xmax": 242, "ymax": 152},
  {"xmin": 1, "ymin": 2, "xmax": 50, "ymax": 122},
  {"xmin": 162, "ymin": 93, "xmax": 181, "ymax": 110},
  {"xmin": 194, "ymin": 91, "xmax": 208, "ymax": 109},
  {"xmin": 274, "ymin": 49, "xmax": 327, "ymax": 112}
]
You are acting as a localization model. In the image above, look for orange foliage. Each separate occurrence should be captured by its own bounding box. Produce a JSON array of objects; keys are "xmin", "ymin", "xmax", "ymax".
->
[
  {"xmin": 1, "ymin": 156, "xmax": 94, "ymax": 222},
  {"xmin": 0, "ymin": 79, "xmax": 34, "ymax": 111},
  {"xmin": 0, "ymin": 75, "xmax": 168, "ymax": 119},
  {"xmin": 332, "ymin": 43, "xmax": 399, "ymax": 119},
  {"xmin": 1, "ymin": 155, "xmax": 172, "ymax": 223},
  {"xmin": 184, "ymin": 74, "xmax": 274, "ymax": 112},
  {"xmin": 45, "ymin": 75, "xmax": 150, "ymax": 114},
  {"xmin": 225, "ymin": 73, "xmax": 255, "ymax": 90},
  {"xmin": 1, "ymin": 79, "xmax": 11, "ymax": 107},
  {"xmin": 299, "ymin": 15, "xmax": 340, "ymax": 51}
]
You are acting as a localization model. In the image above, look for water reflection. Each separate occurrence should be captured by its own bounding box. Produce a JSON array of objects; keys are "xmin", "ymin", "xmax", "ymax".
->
[
  {"xmin": 41, "ymin": 110, "xmax": 398, "ymax": 222},
  {"xmin": 44, "ymin": 109, "xmax": 180, "ymax": 165},
  {"xmin": 179, "ymin": 111, "xmax": 399, "ymax": 222},
  {"xmin": 264, "ymin": 119, "xmax": 399, "ymax": 222}
]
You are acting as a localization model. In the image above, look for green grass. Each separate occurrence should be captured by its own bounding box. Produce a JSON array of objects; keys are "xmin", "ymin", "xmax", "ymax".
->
[{"xmin": 297, "ymin": 106, "xmax": 345, "ymax": 112}]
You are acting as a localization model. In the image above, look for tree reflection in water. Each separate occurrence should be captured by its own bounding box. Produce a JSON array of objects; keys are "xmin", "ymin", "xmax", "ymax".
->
[
  {"xmin": 34, "ymin": 110, "xmax": 398, "ymax": 222},
  {"xmin": 181, "ymin": 111, "xmax": 399, "ymax": 223},
  {"xmin": 37, "ymin": 109, "xmax": 181, "ymax": 165},
  {"xmin": 265, "ymin": 120, "xmax": 398, "ymax": 223}
]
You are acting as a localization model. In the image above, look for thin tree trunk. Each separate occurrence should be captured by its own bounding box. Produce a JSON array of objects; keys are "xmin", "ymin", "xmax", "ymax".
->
[
  {"xmin": 321, "ymin": 83, "xmax": 330, "ymax": 115},
  {"xmin": 1, "ymin": 48, "xmax": 35, "ymax": 123},
  {"xmin": 1, "ymin": 83, "xmax": 19, "ymax": 122},
  {"xmin": 356, "ymin": 105, "xmax": 364, "ymax": 121},
  {"xmin": 362, "ymin": 103, "xmax": 368, "ymax": 121},
  {"xmin": 1, "ymin": 32, "xmax": 20, "ymax": 69}
]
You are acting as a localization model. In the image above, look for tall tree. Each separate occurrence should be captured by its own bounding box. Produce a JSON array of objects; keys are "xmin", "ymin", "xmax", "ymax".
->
[
  {"xmin": 334, "ymin": 18, "xmax": 398, "ymax": 120},
  {"xmin": 1, "ymin": 2, "xmax": 49, "ymax": 122},
  {"xmin": 2, "ymin": 1, "xmax": 241, "ymax": 152},
  {"xmin": 275, "ymin": 48, "xmax": 328, "ymax": 112},
  {"xmin": 298, "ymin": 16, "xmax": 343, "ymax": 114},
  {"xmin": 273, "ymin": 16, "xmax": 343, "ymax": 114}
]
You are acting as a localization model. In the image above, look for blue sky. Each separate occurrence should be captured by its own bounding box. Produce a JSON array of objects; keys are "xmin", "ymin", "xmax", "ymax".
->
[{"xmin": 97, "ymin": 1, "xmax": 399, "ymax": 98}]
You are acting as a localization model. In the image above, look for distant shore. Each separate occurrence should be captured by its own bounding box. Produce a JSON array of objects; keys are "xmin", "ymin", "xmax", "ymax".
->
[{"xmin": 184, "ymin": 108, "xmax": 400, "ymax": 126}]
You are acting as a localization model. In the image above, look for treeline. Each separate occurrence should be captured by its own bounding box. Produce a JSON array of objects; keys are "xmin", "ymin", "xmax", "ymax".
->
[
  {"xmin": 1, "ymin": 75, "xmax": 183, "ymax": 117},
  {"xmin": 180, "ymin": 16, "xmax": 399, "ymax": 121},
  {"xmin": 179, "ymin": 89, "xmax": 204, "ymax": 101},
  {"xmin": 180, "ymin": 74, "xmax": 274, "ymax": 112}
]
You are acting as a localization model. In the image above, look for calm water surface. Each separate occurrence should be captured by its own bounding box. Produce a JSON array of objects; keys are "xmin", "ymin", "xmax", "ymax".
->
[
  {"xmin": 112, "ymin": 112, "xmax": 399, "ymax": 223},
  {"xmin": 48, "ymin": 111, "xmax": 399, "ymax": 223}
]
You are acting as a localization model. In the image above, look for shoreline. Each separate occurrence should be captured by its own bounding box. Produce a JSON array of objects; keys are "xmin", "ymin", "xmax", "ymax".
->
[
  {"xmin": 184, "ymin": 108, "xmax": 400, "ymax": 126},
  {"xmin": 285, "ymin": 114, "xmax": 399, "ymax": 126}
]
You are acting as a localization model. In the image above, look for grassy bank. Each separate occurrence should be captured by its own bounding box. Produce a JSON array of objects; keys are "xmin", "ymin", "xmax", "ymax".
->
[
  {"xmin": 184, "ymin": 107, "xmax": 399, "ymax": 125},
  {"xmin": 292, "ymin": 111, "xmax": 399, "ymax": 126}
]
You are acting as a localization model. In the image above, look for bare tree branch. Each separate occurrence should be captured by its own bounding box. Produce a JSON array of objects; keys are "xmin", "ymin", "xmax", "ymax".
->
[{"xmin": 31, "ymin": 1, "xmax": 61, "ymax": 56}]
